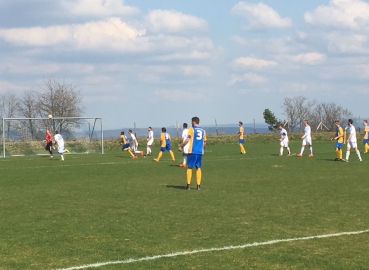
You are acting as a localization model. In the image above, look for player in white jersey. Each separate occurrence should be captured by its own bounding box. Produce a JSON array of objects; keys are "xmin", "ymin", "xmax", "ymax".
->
[
  {"xmin": 179, "ymin": 123, "xmax": 189, "ymax": 167},
  {"xmin": 146, "ymin": 127, "xmax": 154, "ymax": 156},
  {"xmin": 278, "ymin": 124, "xmax": 290, "ymax": 156},
  {"xmin": 128, "ymin": 129, "xmax": 144, "ymax": 157},
  {"xmin": 53, "ymin": 131, "xmax": 69, "ymax": 161},
  {"xmin": 297, "ymin": 120, "xmax": 313, "ymax": 157},
  {"xmin": 343, "ymin": 119, "xmax": 362, "ymax": 162}
]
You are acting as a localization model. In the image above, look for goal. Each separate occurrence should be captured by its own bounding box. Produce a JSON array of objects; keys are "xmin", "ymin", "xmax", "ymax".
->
[{"xmin": 1, "ymin": 117, "xmax": 103, "ymax": 158}]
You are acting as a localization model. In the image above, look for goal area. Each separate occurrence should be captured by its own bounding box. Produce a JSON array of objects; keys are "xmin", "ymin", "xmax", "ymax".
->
[{"xmin": 1, "ymin": 117, "xmax": 103, "ymax": 158}]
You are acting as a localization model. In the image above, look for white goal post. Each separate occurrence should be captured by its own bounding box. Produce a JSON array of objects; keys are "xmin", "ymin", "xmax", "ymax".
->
[{"xmin": 1, "ymin": 117, "xmax": 104, "ymax": 158}]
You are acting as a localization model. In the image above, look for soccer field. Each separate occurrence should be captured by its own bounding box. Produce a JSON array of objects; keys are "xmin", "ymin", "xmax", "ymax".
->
[{"xmin": 1, "ymin": 139, "xmax": 369, "ymax": 270}]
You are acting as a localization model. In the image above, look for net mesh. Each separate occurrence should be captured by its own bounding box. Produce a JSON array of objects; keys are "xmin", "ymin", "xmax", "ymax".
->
[{"xmin": 1, "ymin": 118, "xmax": 103, "ymax": 157}]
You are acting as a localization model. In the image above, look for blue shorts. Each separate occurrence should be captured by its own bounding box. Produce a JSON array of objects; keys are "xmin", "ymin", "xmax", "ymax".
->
[
  {"xmin": 335, "ymin": 142, "xmax": 342, "ymax": 149},
  {"xmin": 239, "ymin": 139, "xmax": 244, "ymax": 144},
  {"xmin": 364, "ymin": 139, "xmax": 368, "ymax": 144},
  {"xmin": 122, "ymin": 143, "xmax": 130, "ymax": 150},
  {"xmin": 187, "ymin": 154, "xmax": 203, "ymax": 169},
  {"xmin": 160, "ymin": 144, "xmax": 171, "ymax": 152}
]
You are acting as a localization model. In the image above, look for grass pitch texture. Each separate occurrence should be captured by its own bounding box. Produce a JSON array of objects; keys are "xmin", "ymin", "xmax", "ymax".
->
[{"xmin": 1, "ymin": 137, "xmax": 369, "ymax": 269}]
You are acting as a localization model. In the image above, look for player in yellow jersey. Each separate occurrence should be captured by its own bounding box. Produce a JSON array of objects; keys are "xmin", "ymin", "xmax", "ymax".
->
[
  {"xmin": 120, "ymin": 132, "xmax": 136, "ymax": 158},
  {"xmin": 238, "ymin": 121, "xmax": 246, "ymax": 154},
  {"xmin": 331, "ymin": 120, "xmax": 344, "ymax": 161},
  {"xmin": 153, "ymin": 127, "xmax": 175, "ymax": 162},
  {"xmin": 363, "ymin": 120, "xmax": 369, "ymax": 153},
  {"xmin": 179, "ymin": 116, "xmax": 207, "ymax": 190}
]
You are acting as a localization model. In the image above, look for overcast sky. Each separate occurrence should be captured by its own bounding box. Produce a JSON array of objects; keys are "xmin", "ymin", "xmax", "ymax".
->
[{"xmin": 1, "ymin": 0, "xmax": 369, "ymax": 129}]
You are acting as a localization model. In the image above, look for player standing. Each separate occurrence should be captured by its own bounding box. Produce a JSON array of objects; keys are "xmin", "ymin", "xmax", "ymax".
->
[
  {"xmin": 343, "ymin": 119, "xmax": 362, "ymax": 162},
  {"xmin": 179, "ymin": 123, "xmax": 189, "ymax": 167},
  {"xmin": 331, "ymin": 120, "xmax": 344, "ymax": 161},
  {"xmin": 44, "ymin": 129, "xmax": 53, "ymax": 158},
  {"xmin": 53, "ymin": 131, "xmax": 69, "ymax": 161},
  {"xmin": 179, "ymin": 116, "xmax": 207, "ymax": 190},
  {"xmin": 128, "ymin": 130, "xmax": 143, "ymax": 157},
  {"xmin": 278, "ymin": 124, "xmax": 290, "ymax": 156},
  {"xmin": 146, "ymin": 127, "xmax": 154, "ymax": 156},
  {"xmin": 154, "ymin": 127, "xmax": 175, "ymax": 162},
  {"xmin": 121, "ymin": 131, "xmax": 135, "ymax": 158},
  {"xmin": 297, "ymin": 120, "xmax": 313, "ymax": 157},
  {"xmin": 363, "ymin": 120, "xmax": 369, "ymax": 153},
  {"xmin": 238, "ymin": 121, "xmax": 246, "ymax": 154}
]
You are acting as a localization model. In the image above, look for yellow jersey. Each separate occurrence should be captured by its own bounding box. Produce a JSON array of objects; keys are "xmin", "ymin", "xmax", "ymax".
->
[
  {"xmin": 238, "ymin": 127, "xmax": 244, "ymax": 139},
  {"xmin": 160, "ymin": 132, "xmax": 170, "ymax": 147},
  {"xmin": 336, "ymin": 126, "xmax": 344, "ymax": 143},
  {"xmin": 364, "ymin": 124, "xmax": 369, "ymax": 139},
  {"xmin": 120, "ymin": 135, "xmax": 128, "ymax": 144}
]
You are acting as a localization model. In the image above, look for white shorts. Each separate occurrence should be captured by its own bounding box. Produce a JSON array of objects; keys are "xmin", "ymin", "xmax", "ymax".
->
[
  {"xmin": 183, "ymin": 144, "xmax": 189, "ymax": 154},
  {"xmin": 347, "ymin": 141, "xmax": 357, "ymax": 149},
  {"xmin": 131, "ymin": 143, "xmax": 138, "ymax": 151},
  {"xmin": 58, "ymin": 143, "xmax": 65, "ymax": 153},
  {"xmin": 302, "ymin": 137, "xmax": 312, "ymax": 146},
  {"xmin": 280, "ymin": 140, "xmax": 289, "ymax": 147},
  {"xmin": 147, "ymin": 139, "xmax": 154, "ymax": 146}
]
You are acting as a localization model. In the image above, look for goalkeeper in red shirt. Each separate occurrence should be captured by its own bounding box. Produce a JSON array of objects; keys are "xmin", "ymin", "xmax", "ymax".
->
[{"xmin": 44, "ymin": 129, "xmax": 54, "ymax": 158}]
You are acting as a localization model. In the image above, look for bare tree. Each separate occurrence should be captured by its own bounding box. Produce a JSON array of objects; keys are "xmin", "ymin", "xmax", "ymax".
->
[
  {"xmin": 35, "ymin": 78, "xmax": 84, "ymax": 132},
  {"xmin": 18, "ymin": 90, "xmax": 39, "ymax": 139},
  {"xmin": 282, "ymin": 97, "xmax": 298, "ymax": 132},
  {"xmin": 294, "ymin": 96, "xmax": 316, "ymax": 132},
  {"xmin": 0, "ymin": 92, "xmax": 20, "ymax": 138},
  {"xmin": 282, "ymin": 97, "xmax": 353, "ymax": 133},
  {"xmin": 312, "ymin": 103, "xmax": 353, "ymax": 131}
]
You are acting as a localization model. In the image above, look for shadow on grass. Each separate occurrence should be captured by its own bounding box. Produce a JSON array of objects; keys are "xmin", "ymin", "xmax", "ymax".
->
[
  {"xmin": 115, "ymin": 155, "xmax": 134, "ymax": 159},
  {"xmin": 166, "ymin": 185, "xmax": 187, "ymax": 190},
  {"xmin": 319, "ymin": 158, "xmax": 342, "ymax": 162},
  {"xmin": 169, "ymin": 164, "xmax": 183, "ymax": 167}
]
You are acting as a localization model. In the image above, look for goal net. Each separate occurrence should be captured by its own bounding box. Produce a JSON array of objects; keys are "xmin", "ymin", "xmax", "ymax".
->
[{"xmin": 1, "ymin": 117, "xmax": 103, "ymax": 158}]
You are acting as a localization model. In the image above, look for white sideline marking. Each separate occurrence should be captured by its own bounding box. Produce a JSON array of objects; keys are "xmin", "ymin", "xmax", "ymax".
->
[{"xmin": 53, "ymin": 229, "xmax": 369, "ymax": 270}]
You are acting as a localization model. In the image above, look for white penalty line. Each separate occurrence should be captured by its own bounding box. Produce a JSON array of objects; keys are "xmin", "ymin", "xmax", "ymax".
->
[{"xmin": 54, "ymin": 228, "xmax": 369, "ymax": 270}]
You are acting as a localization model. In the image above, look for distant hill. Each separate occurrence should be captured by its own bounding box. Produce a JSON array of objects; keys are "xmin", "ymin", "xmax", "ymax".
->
[{"xmin": 104, "ymin": 124, "xmax": 269, "ymax": 139}]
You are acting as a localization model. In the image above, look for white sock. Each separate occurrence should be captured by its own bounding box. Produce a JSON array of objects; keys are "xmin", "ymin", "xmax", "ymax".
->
[
  {"xmin": 287, "ymin": 147, "xmax": 290, "ymax": 154},
  {"xmin": 309, "ymin": 146, "xmax": 313, "ymax": 154},
  {"xmin": 356, "ymin": 150, "xmax": 362, "ymax": 160},
  {"xmin": 147, "ymin": 147, "xmax": 151, "ymax": 155},
  {"xmin": 300, "ymin": 146, "xmax": 305, "ymax": 154},
  {"xmin": 135, "ymin": 150, "xmax": 141, "ymax": 154},
  {"xmin": 183, "ymin": 155, "xmax": 187, "ymax": 165},
  {"xmin": 346, "ymin": 151, "xmax": 350, "ymax": 160},
  {"xmin": 280, "ymin": 147, "xmax": 283, "ymax": 155}
]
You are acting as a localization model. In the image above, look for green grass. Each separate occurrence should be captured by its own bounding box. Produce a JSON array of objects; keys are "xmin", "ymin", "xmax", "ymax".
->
[{"xmin": 1, "ymin": 137, "xmax": 369, "ymax": 270}]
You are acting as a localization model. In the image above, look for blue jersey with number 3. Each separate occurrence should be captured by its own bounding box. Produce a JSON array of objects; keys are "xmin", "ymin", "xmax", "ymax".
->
[{"xmin": 187, "ymin": 126, "xmax": 207, "ymax": 155}]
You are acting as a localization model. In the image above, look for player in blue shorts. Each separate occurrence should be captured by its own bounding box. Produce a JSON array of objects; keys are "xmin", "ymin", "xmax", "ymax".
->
[
  {"xmin": 120, "ymin": 132, "xmax": 135, "ymax": 158},
  {"xmin": 179, "ymin": 116, "xmax": 207, "ymax": 190},
  {"xmin": 154, "ymin": 127, "xmax": 175, "ymax": 162}
]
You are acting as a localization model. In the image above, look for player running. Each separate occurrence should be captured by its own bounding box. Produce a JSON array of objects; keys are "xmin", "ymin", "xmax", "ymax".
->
[
  {"xmin": 128, "ymin": 130, "xmax": 144, "ymax": 157},
  {"xmin": 278, "ymin": 123, "xmax": 290, "ymax": 156},
  {"xmin": 120, "ymin": 131, "xmax": 135, "ymax": 158},
  {"xmin": 53, "ymin": 131, "xmax": 69, "ymax": 161},
  {"xmin": 44, "ymin": 129, "xmax": 54, "ymax": 158},
  {"xmin": 343, "ymin": 119, "xmax": 362, "ymax": 162},
  {"xmin": 154, "ymin": 127, "xmax": 175, "ymax": 162},
  {"xmin": 297, "ymin": 120, "xmax": 313, "ymax": 157}
]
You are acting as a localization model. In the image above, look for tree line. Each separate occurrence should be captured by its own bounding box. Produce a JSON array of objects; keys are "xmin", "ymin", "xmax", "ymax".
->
[
  {"xmin": 263, "ymin": 96, "xmax": 353, "ymax": 132},
  {"xmin": 0, "ymin": 78, "xmax": 83, "ymax": 139}
]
